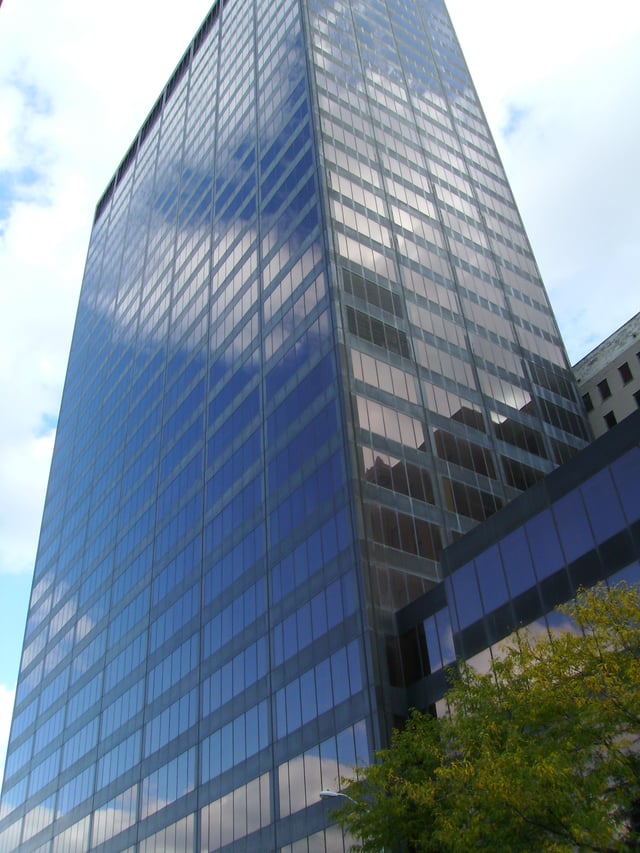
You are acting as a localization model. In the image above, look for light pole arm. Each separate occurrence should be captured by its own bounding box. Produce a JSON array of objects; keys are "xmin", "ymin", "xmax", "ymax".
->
[{"xmin": 319, "ymin": 789, "xmax": 358, "ymax": 804}]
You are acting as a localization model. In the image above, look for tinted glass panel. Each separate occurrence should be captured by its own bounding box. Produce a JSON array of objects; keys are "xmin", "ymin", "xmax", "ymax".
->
[
  {"xmin": 525, "ymin": 510, "xmax": 564, "ymax": 581},
  {"xmin": 552, "ymin": 491, "xmax": 595, "ymax": 563},
  {"xmin": 580, "ymin": 468, "xmax": 626, "ymax": 542}
]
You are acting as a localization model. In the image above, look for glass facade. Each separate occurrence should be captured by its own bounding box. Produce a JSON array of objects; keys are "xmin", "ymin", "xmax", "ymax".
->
[
  {"xmin": 396, "ymin": 411, "xmax": 640, "ymax": 708},
  {"xmin": 0, "ymin": 0, "xmax": 590, "ymax": 850},
  {"xmin": 307, "ymin": 0, "xmax": 587, "ymax": 597}
]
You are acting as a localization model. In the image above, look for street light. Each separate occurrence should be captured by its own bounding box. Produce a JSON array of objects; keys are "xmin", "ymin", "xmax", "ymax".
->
[
  {"xmin": 319, "ymin": 789, "xmax": 357, "ymax": 804},
  {"xmin": 320, "ymin": 790, "xmax": 382, "ymax": 851}
]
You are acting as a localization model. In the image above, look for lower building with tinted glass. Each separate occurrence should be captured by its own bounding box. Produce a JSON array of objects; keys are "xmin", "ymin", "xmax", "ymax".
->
[
  {"xmin": 395, "ymin": 409, "xmax": 640, "ymax": 714},
  {"xmin": 0, "ymin": 0, "xmax": 592, "ymax": 850}
]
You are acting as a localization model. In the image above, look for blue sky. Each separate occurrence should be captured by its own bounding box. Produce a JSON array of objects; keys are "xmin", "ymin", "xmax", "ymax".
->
[{"xmin": 0, "ymin": 0, "xmax": 639, "ymax": 780}]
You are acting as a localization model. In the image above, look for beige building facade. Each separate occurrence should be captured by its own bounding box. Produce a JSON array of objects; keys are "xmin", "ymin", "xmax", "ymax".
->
[{"xmin": 574, "ymin": 312, "xmax": 640, "ymax": 437}]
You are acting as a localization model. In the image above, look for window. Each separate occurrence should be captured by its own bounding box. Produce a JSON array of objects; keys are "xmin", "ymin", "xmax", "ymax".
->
[
  {"xmin": 618, "ymin": 361, "xmax": 633, "ymax": 384},
  {"xmin": 604, "ymin": 411, "xmax": 617, "ymax": 430},
  {"xmin": 634, "ymin": 390, "xmax": 640, "ymax": 409},
  {"xmin": 597, "ymin": 378, "xmax": 612, "ymax": 401},
  {"xmin": 581, "ymin": 392, "xmax": 594, "ymax": 412}
]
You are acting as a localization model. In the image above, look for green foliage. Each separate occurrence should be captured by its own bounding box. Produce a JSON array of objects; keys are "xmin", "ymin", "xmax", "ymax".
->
[{"xmin": 334, "ymin": 584, "xmax": 640, "ymax": 853}]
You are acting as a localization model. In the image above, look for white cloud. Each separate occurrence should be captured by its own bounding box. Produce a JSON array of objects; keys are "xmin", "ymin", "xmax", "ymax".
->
[
  {"xmin": 0, "ymin": 83, "xmax": 27, "ymax": 166},
  {"xmin": 0, "ymin": 190, "xmax": 88, "ymax": 574},
  {"xmin": 447, "ymin": 0, "xmax": 640, "ymax": 361},
  {"xmin": 0, "ymin": 684, "xmax": 16, "ymax": 784},
  {"xmin": 501, "ymin": 45, "xmax": 640, "ymax": 359}
]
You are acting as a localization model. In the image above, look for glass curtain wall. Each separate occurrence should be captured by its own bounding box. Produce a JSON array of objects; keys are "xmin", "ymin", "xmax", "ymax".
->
[
  {"xmin": 0, "ymin": 0, "xmax": 372, "ymax": 850},
  {"xmin": 0, "ymin": 0, "xmax": 592, "ymax": 850},
  {"xmin": 306, "ymin": 0, "xmax": 589, "ymax": 615}
]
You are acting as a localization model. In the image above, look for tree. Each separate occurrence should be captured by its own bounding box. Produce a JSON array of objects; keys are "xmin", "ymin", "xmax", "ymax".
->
[{"xmin": 334, "ymin": 583, "xmax": 640, "ymax": 852}]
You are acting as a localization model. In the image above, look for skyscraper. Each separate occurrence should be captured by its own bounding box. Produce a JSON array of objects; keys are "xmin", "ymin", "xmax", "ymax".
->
[{"xmin": 0, "ymin": 0, "xmax": 590, "ymax": 850}]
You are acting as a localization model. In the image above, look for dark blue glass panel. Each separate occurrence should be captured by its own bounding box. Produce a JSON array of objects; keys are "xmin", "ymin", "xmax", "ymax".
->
[
  {"xmin": 331, "ymin": 648, "xmax": 350, "ymax": 705},
  {"xmin": 610, "ymin": 448, "xmax": 640, "ymax": 523},
  {"xmin": 261, "ymin": 123, "xmax": 311, "ymax": 199},
  {"xmin": 473, "ymin": 545, "xmax": 508, "ymax": 612},
  {"xmin": 580, "ymin": 468, "xmax": 626, "ymax": 542},
  {"xmin": 286, "ymin": 681, "xmax": 302, "ymax": 732},
  {"xmin": 552, "ymin": 491, "xmax": 595, "ymax": 563},
  {"xmin": 449, "ymin": 562, "xmax": 482, "ymax": 629},
  {"xmin": 266, "ymin": 353, "xmax": 334, "ymax": 444},
  {"xmin": 423, "ymin": 615, "xmax": 442, "ymax": 672},
  {"xmin": 607, "ymin": 562, "xmax": 640, "ymax": 587},
  {"xmin": 499, "ymin": 528, "xmax": 536, "ymax": 598},
  {"xmin": 260, "ymin": 96, "xmax": 309, "ymax": 171},
  {"xmin": 525, "ymin": 510, "xmax": 565, "ymax": 581}
]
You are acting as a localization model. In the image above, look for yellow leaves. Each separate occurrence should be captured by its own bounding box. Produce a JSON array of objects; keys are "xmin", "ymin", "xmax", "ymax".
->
[{"xmin": 336, "ymin": 584, "xmax": 640, "ymax": 853}]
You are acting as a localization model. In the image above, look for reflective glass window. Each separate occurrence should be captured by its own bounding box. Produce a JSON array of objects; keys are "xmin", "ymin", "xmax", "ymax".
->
[
  {"xmin": 474, "ymin": 545, "xmax": 509, "ymax": 611},
  {"xmin": 610, "ymin": 449, "xmax": 640, "ymax": 523},
  {"xmin": 525, "ymin": 510, "xmax": 565, "ymax": 581},
  {"xmin": 580, "ymin": 468, "xmax": 626, "ymax": 542},
  {"xmin": 449, "ymin": 562, "xmax": 482, "ymax": 629},
  {"xmin": 499, "ymin": 528, "xmax": 536, "ymax": 598},
  {"xmin": 552, "ymin": 491, "xmax": 595, "ymax": 563}
]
